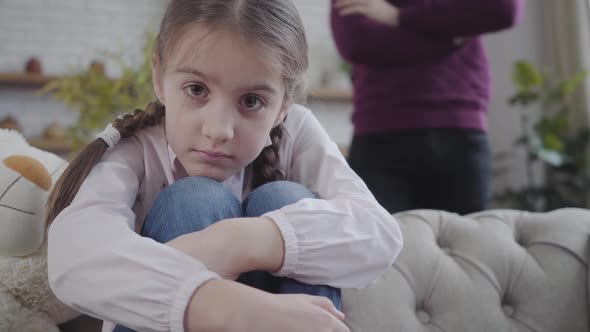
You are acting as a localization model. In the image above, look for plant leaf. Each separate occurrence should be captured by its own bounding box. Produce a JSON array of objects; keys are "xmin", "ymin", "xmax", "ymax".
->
[{"xmin": 512, "ymin": 60, "xmax": 544, "ymax": 90}]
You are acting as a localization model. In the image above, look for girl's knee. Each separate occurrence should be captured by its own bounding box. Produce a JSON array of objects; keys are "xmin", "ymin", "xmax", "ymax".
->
[
  {"xmin": 243, "ymin": 181, "xmax": 316, "ymax": 217},
  {"xmin": 142, "ymin": 177, "xmax": 242, "ymax": 241},
  {"xmin": 154, "ymin": 176, "xmax": 240, "ymax": 211}
]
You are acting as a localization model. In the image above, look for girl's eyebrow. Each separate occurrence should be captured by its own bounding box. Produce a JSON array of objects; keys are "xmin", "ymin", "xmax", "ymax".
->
[
  {"xmin": 244, "ymin": 85, "xmax": 278, "ymax": 96},
  {"xmin": 177, "ymin": 66, "xmax": 279, "ymax": 96},
  {"xmin": 177, "ymin": 67, "xmax": 211, "ymax": 80}
]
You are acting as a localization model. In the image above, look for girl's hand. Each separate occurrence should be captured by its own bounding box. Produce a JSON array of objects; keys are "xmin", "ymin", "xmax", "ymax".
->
[
  {"xmin": 245, "ymin": 293, "xmax": 349, "ymax": 332},
  {"xmin": 335, "ymin": 0, "xmax": 400, "ymax": 27},
  {"xmin": 186, "ymin": 279, "xmax": 350, "ymax": 332}
]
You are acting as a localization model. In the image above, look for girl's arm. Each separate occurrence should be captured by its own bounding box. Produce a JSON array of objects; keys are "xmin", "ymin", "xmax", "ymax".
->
[
  {"xmin": 165, "ymin": 215, "xmax": 285, "ymax": 279},
  {"xmin": 47, "ymin": 139, "xmax": 220, "ymax": 332},
  {"xmin": 261, "ymin": 105, "xmax": 404, "ymax": 289}
]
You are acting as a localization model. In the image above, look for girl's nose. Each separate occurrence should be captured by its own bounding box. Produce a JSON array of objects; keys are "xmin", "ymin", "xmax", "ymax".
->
[{"xmin": 201, "ymin": 105, "xmax": 235, "ymax": 143}]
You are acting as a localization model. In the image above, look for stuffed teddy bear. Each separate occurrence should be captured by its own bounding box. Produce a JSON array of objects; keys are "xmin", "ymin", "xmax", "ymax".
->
[{"xmin": 0, "ymin": 129, "xmax": 79, "ymax": 331}]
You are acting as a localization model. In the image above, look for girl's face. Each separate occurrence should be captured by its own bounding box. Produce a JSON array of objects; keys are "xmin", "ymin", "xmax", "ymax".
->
[{"xmin": 153, "ymin": 24, "xmax": 288, "ymax": 182}]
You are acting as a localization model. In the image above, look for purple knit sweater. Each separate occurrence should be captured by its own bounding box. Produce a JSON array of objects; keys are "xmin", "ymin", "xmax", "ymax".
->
[{"xmin": 330, "ymin": 0, "xmax": 524, "ymax": 135}]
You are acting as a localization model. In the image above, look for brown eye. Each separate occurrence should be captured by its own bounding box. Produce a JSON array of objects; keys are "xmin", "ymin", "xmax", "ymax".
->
[
  {"xmin": 185, "ymin": 83, "xmax": 209, "ymax": 98},
  {"xmin": 241, "ymin": 94, "xmax": 263, "ymax": 110}
]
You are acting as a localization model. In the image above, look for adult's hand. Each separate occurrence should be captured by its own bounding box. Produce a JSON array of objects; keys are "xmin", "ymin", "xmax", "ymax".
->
[{"xmin": 335, "ymin": 0, "xmax": 400, "ymax": 27}]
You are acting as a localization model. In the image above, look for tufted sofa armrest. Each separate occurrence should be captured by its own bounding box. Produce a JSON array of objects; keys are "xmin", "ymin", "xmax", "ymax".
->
[{"xmin": 342, "ymin": 208, "xmax": 590, "ymax": 332}]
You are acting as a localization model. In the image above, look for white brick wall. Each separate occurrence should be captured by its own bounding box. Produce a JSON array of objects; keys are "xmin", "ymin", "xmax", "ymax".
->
[
  {"xmin": 0, "ymin": 0, "xmax": 167, "ymax": 138},
  {"xmin": 296, "ymin": 1, "xmax": 342, "ymax": 87},
  {"xmin": 0, "ymin": 0, "xmax": 349, "ymax": 142},
  {"xmin": 0, "ymin": 0, "xmax": 166, "ymax": 76},
  {"xmin": 296, "ymin": 0, "xmax": 353, "ymax": 148}
]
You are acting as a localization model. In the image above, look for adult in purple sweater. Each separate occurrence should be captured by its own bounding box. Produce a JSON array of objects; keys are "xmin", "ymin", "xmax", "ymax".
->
[{"xmin": 331, "ymin": 0, "xmax": 523, "ymax": 214}]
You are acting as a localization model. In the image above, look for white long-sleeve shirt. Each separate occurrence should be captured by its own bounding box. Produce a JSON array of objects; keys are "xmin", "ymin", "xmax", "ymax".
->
[{"xmin": 48, "ymin": 104, "xmax": 403, "ymax": 332}]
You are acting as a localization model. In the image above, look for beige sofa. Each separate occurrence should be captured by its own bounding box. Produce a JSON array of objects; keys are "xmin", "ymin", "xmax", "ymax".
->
[
  {"xmin": 343, "ymin": 208, "xmax": 590, "ymax": 332},
  {"xmin": 62, "ymin": 208, "xmax": 590, "ymax": 332}
]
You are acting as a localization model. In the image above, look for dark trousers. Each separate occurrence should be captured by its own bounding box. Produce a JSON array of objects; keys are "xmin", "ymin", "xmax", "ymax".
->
[{"xmin": 348, "ymin": 128, "xmax": 491, "ymax": 215}]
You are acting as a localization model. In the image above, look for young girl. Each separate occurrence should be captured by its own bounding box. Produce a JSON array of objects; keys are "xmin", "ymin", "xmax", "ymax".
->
[{"xmin": 47, "ymin": 1, "xmax": 403, "ymax": 331}]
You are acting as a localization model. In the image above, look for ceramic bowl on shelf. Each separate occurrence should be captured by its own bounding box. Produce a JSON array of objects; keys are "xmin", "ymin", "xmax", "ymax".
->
[
  {"xmin": 0, "ymin": 116, "xmax": 23, "ymax": 133},
  {"xmin": 42, "ymin": 122, "xmax": 67, "ymax": 142},
  {"xmin": 25, "ymin": 57, "xmax": 43, "ymax": 75}
]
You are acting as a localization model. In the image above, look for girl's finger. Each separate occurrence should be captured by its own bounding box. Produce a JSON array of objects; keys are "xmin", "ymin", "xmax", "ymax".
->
[
  {"xmin": 307, "ymin": 296, "xmax": 346, "ymax": 321},
  {"xmin": 334, "ymin": 318, "xmax": 351, "ymax": 332}
]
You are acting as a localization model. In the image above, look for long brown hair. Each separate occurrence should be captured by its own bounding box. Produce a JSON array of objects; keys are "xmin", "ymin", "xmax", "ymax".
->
[{"xmin": 46, "ymin": 0, "xmax": 309, "ymax": 225}]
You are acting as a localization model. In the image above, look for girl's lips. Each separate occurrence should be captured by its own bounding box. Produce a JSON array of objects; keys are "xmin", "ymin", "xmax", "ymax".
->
[{"xmin": 192, "ymin": 149, "xmax": 231, "ymax": 160}]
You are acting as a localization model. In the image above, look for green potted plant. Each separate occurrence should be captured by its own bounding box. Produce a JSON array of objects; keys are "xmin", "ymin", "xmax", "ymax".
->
[
  {"xmin": 40, "ymin": 32, "xmax": 156, "ymax": 148},
  {"xmin": 495, "ymin": 60, "xmax": 590, "ymax": 211}
]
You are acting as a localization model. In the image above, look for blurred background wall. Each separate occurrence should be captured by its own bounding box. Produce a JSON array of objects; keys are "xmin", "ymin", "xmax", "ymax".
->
[{"xmin": 0, "ymin": 0, "xmax": 588, "ymax": 200}]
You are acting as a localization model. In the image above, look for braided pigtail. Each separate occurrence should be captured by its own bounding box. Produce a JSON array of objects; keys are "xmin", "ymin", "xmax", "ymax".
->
[
  {"xmin": 46, "ymin": 101, "xmax": 166, "ymax": 225},
  {"xmin": 251, "ymin": 123, "xmax": 285, "ymax": 189}
]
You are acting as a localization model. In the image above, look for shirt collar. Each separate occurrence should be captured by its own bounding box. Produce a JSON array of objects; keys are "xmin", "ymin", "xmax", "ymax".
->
[{"xmin": 167, "ymin": 144, "xmax": 188, "ymax": 181}]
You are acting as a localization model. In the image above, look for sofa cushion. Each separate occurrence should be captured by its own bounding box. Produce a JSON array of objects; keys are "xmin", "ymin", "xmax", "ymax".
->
[{"xmin": 342, "ymin": 208, "xmax": 590, "ymax": 332}]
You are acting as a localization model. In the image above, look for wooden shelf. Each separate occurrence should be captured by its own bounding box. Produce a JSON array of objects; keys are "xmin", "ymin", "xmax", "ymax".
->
[
  {"xmin": 0, "ymin": 73, "xmax": 56, "ymax": 87},
  {"xmin": 0, "ymin": 73, "xmax": 353, "ymax": 101},
  {"xmin": 308, "ymin": 87, "xmax": 352, "ymax": 102}
]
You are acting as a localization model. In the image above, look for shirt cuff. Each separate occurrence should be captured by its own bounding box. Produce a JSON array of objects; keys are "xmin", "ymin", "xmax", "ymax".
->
[
  {"xmin": 263, "ymin": 210, "xmax": 300, "ymax": 278},
  {"xmin": 169, "ymin": 270, "xmax": 220, "ymax": 332}
]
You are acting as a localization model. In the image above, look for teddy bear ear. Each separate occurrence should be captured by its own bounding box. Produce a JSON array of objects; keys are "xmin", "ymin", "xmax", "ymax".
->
[{"xmin": 3, "ymin": 155, "xmax": 52, "ymax": 191}]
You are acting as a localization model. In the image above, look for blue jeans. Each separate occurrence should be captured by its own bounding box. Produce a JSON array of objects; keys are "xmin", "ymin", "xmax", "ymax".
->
[{"xmin": 113, "ymin": 177, "xmax": 341, "ymax": 332}]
